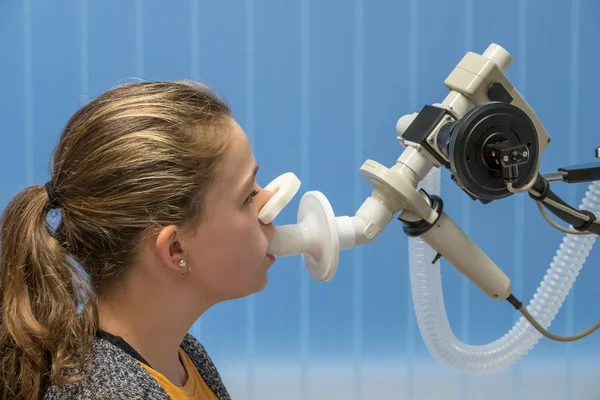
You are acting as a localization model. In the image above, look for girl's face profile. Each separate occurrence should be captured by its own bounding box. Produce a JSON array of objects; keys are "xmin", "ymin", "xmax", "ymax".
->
[{"xmin": 182, "ymin": 118, "xmax": 276, "ymax": 302}]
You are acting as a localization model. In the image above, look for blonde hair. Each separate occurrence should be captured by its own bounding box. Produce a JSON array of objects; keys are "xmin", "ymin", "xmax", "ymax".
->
[{"xmin": 0, "ymin": 81, "xmax": 233, "ymax": 399}]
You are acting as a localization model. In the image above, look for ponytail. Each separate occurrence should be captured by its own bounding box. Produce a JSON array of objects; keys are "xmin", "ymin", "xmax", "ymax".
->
[
  {"xmin": 0, "ymin": 80, "xmax": 234, "ymax": 398},
  {"xmin": 0, "ymin": 185, "xmax": 97, "ymax": 400}
]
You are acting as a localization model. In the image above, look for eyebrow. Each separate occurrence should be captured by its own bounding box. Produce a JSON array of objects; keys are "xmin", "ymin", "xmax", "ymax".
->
[{"xmin": 241, "ymin": 164, "xmax": 259, "ymax": 194}]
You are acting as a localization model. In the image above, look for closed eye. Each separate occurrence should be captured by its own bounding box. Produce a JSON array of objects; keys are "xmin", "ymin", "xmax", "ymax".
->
[{"xmin": 244, "ymin": 189, "xmax": 260, "ymax": 205}]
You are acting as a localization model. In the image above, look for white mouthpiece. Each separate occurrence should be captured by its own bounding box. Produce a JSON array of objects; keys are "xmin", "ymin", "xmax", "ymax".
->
[
  {"xmin": 261, "ymin": 172, "xmax": 392, "ymax": 282},
  {"xmin": 268, "ymin": 191, "xmax": 340, "ymax": 281}
]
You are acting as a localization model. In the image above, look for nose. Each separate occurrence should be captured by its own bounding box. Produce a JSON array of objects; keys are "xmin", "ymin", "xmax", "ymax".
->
[
  {"xmin": 254, "ymin": 187, "xmax": 274, "ymax": 212},
  {"xmin": 254, "ymin": 188, "xmax": 276, "ymax": 239}
]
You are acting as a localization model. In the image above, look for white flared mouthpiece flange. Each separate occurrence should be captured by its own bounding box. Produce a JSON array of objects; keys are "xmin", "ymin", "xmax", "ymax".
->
[
  {"xmin": 298, "ymin": 191, "xmax": 340, "ymax": 281},
  {"xmin": 267, "ymin": 191, "xmax": 340, "ymax": 282}
]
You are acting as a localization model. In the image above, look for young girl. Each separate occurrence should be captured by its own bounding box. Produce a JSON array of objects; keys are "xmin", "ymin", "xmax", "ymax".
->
[{"xmin": 0, "ymin": 81, "xmax": 276, "ymax": 399}]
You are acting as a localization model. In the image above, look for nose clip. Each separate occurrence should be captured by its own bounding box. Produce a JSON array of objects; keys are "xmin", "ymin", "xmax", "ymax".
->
[{"xmin": 258, "ymin": 172, "xmax": 301, "ymax": 224}]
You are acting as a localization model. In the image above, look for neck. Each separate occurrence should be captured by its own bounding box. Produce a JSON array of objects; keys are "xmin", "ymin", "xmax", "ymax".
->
[{"xmin": 97, "ymin": 272, "xmax": 213, "ymax": 386}]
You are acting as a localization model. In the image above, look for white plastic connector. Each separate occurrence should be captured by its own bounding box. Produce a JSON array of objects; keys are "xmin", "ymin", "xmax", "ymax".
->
[
  {"xmin": 435, "ymin": 90, "xmax": 475, "ymax": 120},
  {"xmin": 353, "ymin": 196, "xmax": 394, "ymax": 245},
  {"xmin": 396, "ymin": 112, "xmax": 418, "ymax": 142},
  {"xmin": 482, "ymin": 43, "xmax": 513, "ymax": 72},
  {"xmin": 394, "ymin": 146, "xmax": 436, "ymax": 185},
  {"xmin": 335, "ymin": 216, "xmax": 356, "ymax": 250}
]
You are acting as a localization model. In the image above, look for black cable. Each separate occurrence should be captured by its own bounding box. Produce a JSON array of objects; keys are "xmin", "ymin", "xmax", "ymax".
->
[
  {"xmin": 541, "ymin": 198, "xmax": 599, "ymax": 234},
  {"xmin": 507, "ymin": 294, "xmax": 600, "ymax": 342},
  {"xmin": 529, "ymin": 174, "xmax": 600, "ymax": 235}
]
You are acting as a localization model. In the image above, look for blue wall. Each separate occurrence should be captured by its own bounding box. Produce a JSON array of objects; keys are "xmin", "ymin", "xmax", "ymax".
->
[{"xmin": 1, "ymin": 1, "xmax": 599, "ymax": 399}]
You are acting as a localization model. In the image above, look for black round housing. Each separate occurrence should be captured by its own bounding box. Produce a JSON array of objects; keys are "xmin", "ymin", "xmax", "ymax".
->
[{"xmin": 446, "ymin": 102, "xmax": 539, "ymax": 202}]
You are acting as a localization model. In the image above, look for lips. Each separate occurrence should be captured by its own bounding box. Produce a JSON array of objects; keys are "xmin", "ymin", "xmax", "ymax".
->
[{"xmin": 267, "ymin": 254, "xmax": 275, "ymax": 263}]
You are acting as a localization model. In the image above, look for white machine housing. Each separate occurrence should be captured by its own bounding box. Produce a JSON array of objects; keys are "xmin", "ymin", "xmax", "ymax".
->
[{"xmin": 266, "ymin": 43, "xmax": 551, "ymax": 301}]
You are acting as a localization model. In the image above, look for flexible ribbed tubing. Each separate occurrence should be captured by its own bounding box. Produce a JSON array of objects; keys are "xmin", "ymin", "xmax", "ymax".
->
[{"xmin": 410, "ymin": 168, "xmax": 600, "ymax": 374}]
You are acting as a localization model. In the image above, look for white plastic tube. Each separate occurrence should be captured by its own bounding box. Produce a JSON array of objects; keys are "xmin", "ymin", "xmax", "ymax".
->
[{"xmin": 410, "ymin": 168, "xmax": 600, "ymax": 373}]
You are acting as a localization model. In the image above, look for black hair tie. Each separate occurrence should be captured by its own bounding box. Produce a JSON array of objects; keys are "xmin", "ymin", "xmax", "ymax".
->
[{"xmin": 44, "ymin": 181, "xmax": 60, "ymax": 208}]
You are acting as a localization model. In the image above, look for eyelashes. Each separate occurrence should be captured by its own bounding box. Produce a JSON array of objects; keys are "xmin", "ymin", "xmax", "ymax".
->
[{"xmin": 244, "ymin": 189, "xmax": 260, "ymax": 205}]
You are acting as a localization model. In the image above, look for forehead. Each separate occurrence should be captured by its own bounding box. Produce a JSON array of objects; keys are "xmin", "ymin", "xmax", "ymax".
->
[{"xmin": 214, "ymin": 119, "xmax": 255, "ymax": 190}]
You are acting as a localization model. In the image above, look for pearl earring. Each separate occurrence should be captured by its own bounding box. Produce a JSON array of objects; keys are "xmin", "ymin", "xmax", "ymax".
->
[{"xmin": 178, "ymin": 259, "xmax": 191, "ymax": 276}]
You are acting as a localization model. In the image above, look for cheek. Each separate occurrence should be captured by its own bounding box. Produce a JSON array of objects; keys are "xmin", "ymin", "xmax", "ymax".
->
[
  {"xmin": 224, "ymin": 219, "xmax": 270, "ymax": 268},
  {"xmin": 188, "ymin": 214, "xmax": 269, "ymax": 289}
]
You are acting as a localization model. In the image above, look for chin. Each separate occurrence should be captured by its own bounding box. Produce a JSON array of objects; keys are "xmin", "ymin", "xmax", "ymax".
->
[
  {"xmin": 253, "ymin": 272, "xmax": 269, "ymax": 293},
  {"xmin": 249, "ymin": 271, "xmax": 269, "ymax": 295}
]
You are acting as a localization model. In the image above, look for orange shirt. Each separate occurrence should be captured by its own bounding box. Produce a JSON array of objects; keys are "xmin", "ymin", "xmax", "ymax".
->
[{"xmin": 138, "ymin": 348, "xmax": 219, "ymax": 400}]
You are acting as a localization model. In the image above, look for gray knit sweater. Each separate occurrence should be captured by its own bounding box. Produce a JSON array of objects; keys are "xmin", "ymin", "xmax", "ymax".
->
[{"xmin": 43, "ymin": 331, "xmax": 231, "ymax": 399}]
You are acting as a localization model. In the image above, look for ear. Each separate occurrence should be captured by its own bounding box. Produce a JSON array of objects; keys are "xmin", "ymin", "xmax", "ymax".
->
[{"xmin": 155, "ymin": 225, "xmax": 186, "ymax": 274}]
